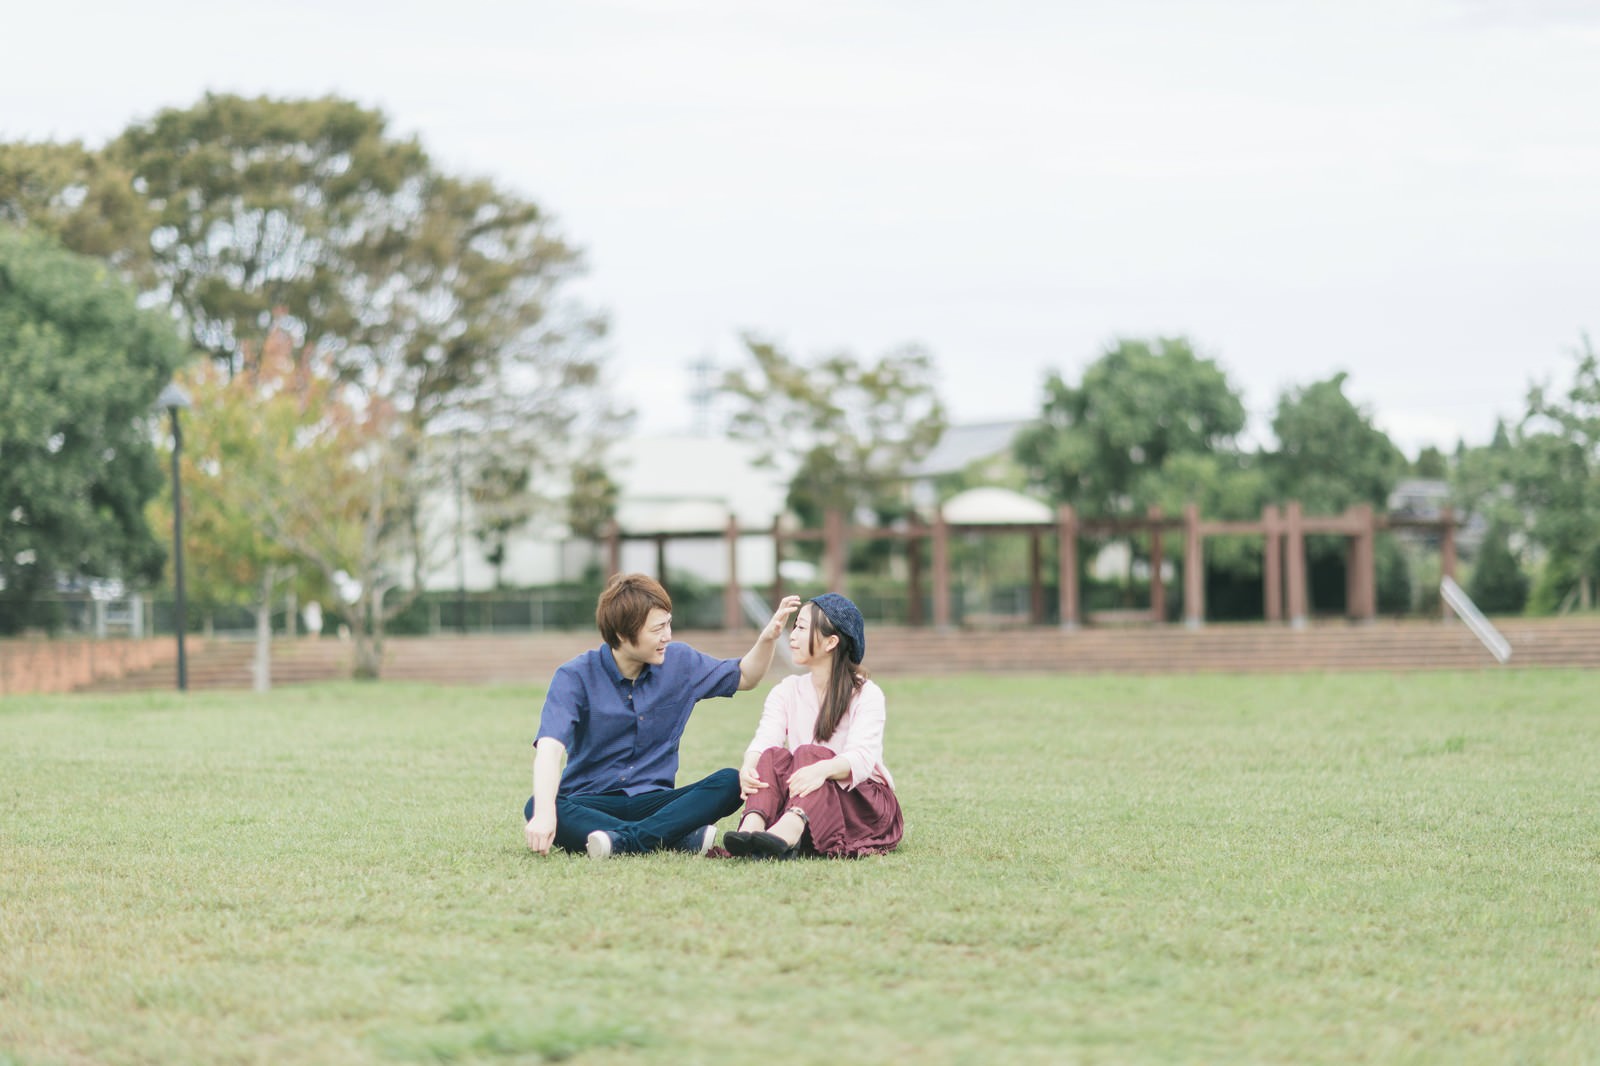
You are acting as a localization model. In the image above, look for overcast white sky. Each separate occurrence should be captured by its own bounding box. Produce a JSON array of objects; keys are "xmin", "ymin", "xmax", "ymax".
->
[{"xmin": 6, "ymin": 0, "xmax": 1598, "ymax": 455}]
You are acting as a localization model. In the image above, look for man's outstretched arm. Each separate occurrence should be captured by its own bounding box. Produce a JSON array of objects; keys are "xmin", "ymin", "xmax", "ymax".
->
[
  {"xmin": 524, "ymin": 737, "xmax": 566, "ymax": 854},
  {"xmin": 738, "ymin": 594, "xmax": 801, "ymax": 690}
]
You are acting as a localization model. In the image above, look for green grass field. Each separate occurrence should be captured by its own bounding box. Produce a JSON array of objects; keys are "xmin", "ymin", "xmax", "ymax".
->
[{"xmin": 2, "ymin": 671, "xmax": 1597, "ymax": 1065}]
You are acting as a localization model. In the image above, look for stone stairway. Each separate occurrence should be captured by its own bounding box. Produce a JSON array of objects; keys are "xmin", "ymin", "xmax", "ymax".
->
[{"xmin": 77, "ymin": 616, "xmax": 1600, "ymax": 692}]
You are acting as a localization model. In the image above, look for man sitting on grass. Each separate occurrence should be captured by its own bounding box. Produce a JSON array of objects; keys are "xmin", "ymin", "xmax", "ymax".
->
[{"xmin": 524, "ymin": 572, "xmax": 800, "ymax": 859}]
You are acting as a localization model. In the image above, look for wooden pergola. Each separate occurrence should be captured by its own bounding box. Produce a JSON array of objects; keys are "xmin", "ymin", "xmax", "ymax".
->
[{"xmin": 603, "ymin": 502, "xmax": 1461, "ymax": 630}]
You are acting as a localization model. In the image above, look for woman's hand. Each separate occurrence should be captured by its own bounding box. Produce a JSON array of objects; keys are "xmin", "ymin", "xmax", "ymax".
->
[{"xmin": 787, "ymin": 761, "xmax": 834, "ymax": 799}]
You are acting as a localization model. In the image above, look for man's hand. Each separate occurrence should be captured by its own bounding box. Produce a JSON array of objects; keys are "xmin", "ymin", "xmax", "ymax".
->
[
  {"xmin": 525, "ymin": 810, "xmax": 558, "ymax": 855},
  {"xmin": 740, "ymin": 595, "xmax": 804, "ymax": 689},
  {"xmin": 761, "ymin": 595, "xmax": 802, "ymax": 642}
]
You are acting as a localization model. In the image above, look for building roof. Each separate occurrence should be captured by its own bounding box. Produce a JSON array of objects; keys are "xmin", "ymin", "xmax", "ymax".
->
[
  {"xmin": 906, "ymin": 420, "xmax": 1030, "ymax": 479},
  {"xmin": 609, "ymin": 434, "xmax": 789, "ymax": 533}
]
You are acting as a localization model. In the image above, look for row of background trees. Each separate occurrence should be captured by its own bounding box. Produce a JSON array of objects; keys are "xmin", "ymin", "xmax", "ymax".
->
[
  {"xmin": 717, "ymin": 330, "xmax": 1597, "ymax": 621},
  {"xmin": 3, "ymin": 93, "xmax": 1596, "ymax": 678}
]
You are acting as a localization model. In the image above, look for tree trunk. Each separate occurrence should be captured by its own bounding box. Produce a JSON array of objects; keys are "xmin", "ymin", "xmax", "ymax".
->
[
  {"xmin": 252, "ymin": 566, "xmax": 277, "ymax": 693},
  {"xmin": 352, "ymin": 639, "xmax": 383, "ymax": 679},
  {"xmin": 349, "ymin": 589, "xmax": 386, "ymax": 680}
]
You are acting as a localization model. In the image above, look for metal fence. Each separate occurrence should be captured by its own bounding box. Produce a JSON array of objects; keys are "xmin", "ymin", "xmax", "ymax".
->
[{"xmin": 2, "ymin": 585, "xmax": 1051, "ymax": 640}]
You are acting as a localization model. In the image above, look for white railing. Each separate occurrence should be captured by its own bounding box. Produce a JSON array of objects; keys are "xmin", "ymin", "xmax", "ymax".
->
[{"xmin": 1440, "ymin": 577, "xmax": 1513, "ymax": 664}]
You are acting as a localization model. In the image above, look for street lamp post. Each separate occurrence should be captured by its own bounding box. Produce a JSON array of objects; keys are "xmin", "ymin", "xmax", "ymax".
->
[
  {"xmin": 157, "ymin": 382, "xmax": 192, "ymax": 691},
  {"xmin": 454, "ymin": 428, "xmax": 467, "ymax": 635}
]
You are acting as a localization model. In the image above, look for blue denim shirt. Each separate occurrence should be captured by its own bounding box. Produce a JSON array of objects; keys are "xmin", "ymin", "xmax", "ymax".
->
[{"xmin": 537, "ymin": 642, "xmax": 742, "ymax": 797}]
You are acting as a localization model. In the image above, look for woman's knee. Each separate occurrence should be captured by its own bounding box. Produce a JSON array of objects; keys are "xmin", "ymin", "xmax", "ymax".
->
[
  {"xmin": 792, "ymin": 743, "xmax": 836, "ymax": 766},
  {"xmin": 755, "ymin": 746, "xmax": 792, "ymax": 771}
]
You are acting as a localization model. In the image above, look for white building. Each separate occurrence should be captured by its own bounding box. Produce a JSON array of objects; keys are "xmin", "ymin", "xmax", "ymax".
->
[{"xmin": 418, "ymin": 433, "xmax": 790, "ymax": 592}]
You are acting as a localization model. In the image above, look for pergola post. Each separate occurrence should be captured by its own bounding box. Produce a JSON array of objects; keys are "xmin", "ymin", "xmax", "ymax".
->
[
  {"xmin": 824, "ymin": 508, "xmax": 846, "ymax": 594},
  {"xmin": 723, "ymin": 514, "xmax": 741, "ymax": 630},
  {"xmin": 1147, "ymin": 506, "xmax": 1165, "ymax": 623},
  {"xmin": 1057, "ymin": 504, "xmax": 1079, "ymax": 631},
  {"xmin": 1183, "ymin": 503, "xmax": 1204, "ymax": 628},
  {"xmin": 1285, "ymin": 500, "xmax": 1308, "ymax": 628},
  {"xmin": 1347, "ymin": 503, "xmax": 1376, "ymax": 622},
  {"xmin": 907, "ymin": 534, "xmax": 925, "ymax": 627},
  {"xmin": 1263, "ymin": 505, "xmax": 1283, "ymax": 623},
  {"xmin": 604, "ymin": 520, "xmax": 621, "ymax": 578},
  {"xmin": 933, "ymin": 508, "xmax": 952, "ymax": 629},
  {"xmin": 1440, "ymin": 506, "xmax": 1458, "ymax": 619},
  {"xmin": 1029, "ymin": 531, "xmax": 1045, "ymax": 625},
  {"xmin": 770, "ymin": 517, "xmax": 785, "ymax": 603}
]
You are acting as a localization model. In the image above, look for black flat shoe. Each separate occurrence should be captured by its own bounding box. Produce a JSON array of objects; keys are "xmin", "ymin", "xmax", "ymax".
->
[
  {"xmin": 747, "ymin": 831, "xmax": 799, "ymax": 860},
  {"xmin": 722, "ymin": 830, "xmax": 754, "ymax": 857}
]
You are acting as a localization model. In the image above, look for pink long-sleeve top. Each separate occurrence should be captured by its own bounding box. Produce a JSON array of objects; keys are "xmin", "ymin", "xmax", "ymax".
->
[{"xmin": 745, "ymin": 673, "xmax": 896, "ymax": 792}]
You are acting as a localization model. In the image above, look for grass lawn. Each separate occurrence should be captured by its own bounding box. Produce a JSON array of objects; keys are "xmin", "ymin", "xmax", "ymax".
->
[{"xmin": 2, "ymin": 670, "xmax": 1598, "ymax": 1065}]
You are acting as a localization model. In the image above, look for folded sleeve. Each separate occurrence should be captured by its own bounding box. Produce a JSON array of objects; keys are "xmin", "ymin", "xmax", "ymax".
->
[
  {"xmin": 673, "ymin": 643, "xmax": 743, "ymax": 701},
  {"xmin": 536, "ymin": 662, "xmax": 585, "ymax": 749}
]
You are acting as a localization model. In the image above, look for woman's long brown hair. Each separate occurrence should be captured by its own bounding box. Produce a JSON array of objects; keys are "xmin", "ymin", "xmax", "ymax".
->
[{"xmin": 808, "ymin": 601, "xmax": 867, "ymax": 742}]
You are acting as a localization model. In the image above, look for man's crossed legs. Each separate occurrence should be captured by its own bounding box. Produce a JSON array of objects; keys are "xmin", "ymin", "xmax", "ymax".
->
[{"xmin": 524, "ymin": 768, "xmax": 741, "ymax": 857}]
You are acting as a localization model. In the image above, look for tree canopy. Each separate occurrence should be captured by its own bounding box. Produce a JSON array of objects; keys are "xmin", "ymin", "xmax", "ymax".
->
[
  {"xmin": 174, "ymin": 332, "xmax": 415, "ymax": 676},
  {"xmin": 1015, "ymin": 336, "xmax": 1247, "ymax": 517},
  {"xmin": 1264, "ymin": 371, "xmax": 1406, "ymax": 513},
  {"xmin": 719, "ymin": 334, "xmax": 946, "ymax": 526},
  {"xmin": 1511, "ymin": 339, "xmax": 1600, "ymax": 609},
  {"xmin": 0, "ymin": 227, "xmax": 187, "ymax": 632}
]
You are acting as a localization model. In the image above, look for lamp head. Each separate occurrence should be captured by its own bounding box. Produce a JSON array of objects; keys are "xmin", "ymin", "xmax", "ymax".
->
[{"xmin": 156, "ymin": 382, "xmax": 192, "ymax": 411}]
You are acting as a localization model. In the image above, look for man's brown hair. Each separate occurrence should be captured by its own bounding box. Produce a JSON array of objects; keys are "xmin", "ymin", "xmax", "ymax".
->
[{"xmin": 595, "ymin": 573, "xmax": 673, "ymax": 648}]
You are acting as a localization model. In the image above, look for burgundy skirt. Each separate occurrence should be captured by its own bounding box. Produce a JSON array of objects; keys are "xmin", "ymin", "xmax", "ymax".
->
[{"xmin": 741, "ymin": 743, "xmax": 903, "ymax": 858}]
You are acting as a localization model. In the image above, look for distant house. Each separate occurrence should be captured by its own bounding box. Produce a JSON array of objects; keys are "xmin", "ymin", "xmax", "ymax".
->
[
  {"xmin": 417, "ymin": 433, "xmax": 790, "ymax": 592},
  {"xmin": 1387, "ymin": 478, "xmax": 1451, "ymax": 521},
  {"xmin": 609, "ymin": 434, "xmax": 790, "ymax": 586},
  {"xmin": 904, "ymin": 419, "xmax": 1032, "ymax": 513},
  {"xmin": 1386, "ymin": 477, "xmax": 1488, "ymax": 554}
]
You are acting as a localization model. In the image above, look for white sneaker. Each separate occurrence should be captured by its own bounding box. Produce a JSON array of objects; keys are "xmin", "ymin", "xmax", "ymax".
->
[
  {"xmin": 586, "ymin": 830, "xmax": 614, "ymax": 860},
  {"xmin": 673, "ymin": 824, "xmax": 716, "ymax": 856}
]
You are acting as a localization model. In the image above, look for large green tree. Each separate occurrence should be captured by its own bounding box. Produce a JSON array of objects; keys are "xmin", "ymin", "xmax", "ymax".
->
[
  {"xmin": 1013, "ymin": 337, "xmax": 1249, "ymax": 614},
  {"xmin": 1512, "ymin": 340, "xmax": 1600, "ymax": 610},
  {"xmin": 1452, "ymin": 421, "xmax": 1518, "ymax": 523},
  {"xmin": 1467, "ymin": 518, "xmax": 1529, "ymax": 616},
  {"xmin": 1265, "ymin": 372, "xmax": 1409, "ymax": 614},
  {"xmin": 719, "ymin": 334, "xmax": 946, "ymax": 526},
  {"xmin": 0, "ymin": 227, "xmax": 187, "ymax": 633},
  {"xmin": 1015, "ymin": 336, "xmax": 1247, "ymax": 517},
  {"xmin": 1264, "ymin": 372, "xmax": 1405, "ymax": 512},
  {"xmin": 0, "ymin": 142, "xmax": 148, "ymax": 271}
]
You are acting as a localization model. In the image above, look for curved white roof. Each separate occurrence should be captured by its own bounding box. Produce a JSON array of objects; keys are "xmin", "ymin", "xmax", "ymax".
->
[{"xmin": 942, "ymin": 486, "xmax": 1053, "ymax": 524}]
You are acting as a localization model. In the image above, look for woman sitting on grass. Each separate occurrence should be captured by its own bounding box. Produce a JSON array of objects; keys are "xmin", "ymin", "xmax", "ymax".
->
[{"xmin": 723, "ymin": 593, "xmax": 903, "ymax": 859}]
